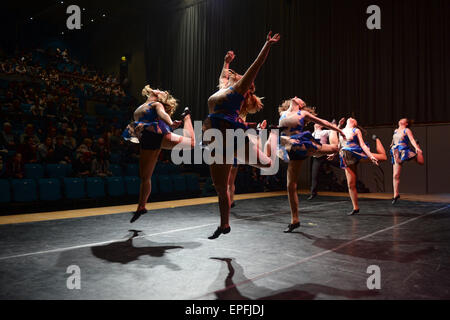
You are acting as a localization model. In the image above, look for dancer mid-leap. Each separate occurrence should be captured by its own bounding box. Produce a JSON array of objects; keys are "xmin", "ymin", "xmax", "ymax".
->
[
  {"xmin": 205, "ymin": 32, "xmax": 280, "ymax": 240},
  {"xmin": 123, "ymin": 85, "xmax": 195, "ymax": 223},
  {"xmin": 390, "ymin": 118, "xmax": 424, "ymax": 205}
]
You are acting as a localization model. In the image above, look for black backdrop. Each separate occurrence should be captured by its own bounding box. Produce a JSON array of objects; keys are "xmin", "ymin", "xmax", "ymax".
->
[{"xmin": 145, "ymin": 0, "xmax": 449, "ymax": 126}]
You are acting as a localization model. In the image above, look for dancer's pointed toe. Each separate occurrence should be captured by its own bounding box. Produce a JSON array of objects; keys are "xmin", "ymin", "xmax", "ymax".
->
[
  {"xmin": 347, "ymin": 209, "xmax": 360, "ymax": 216},
  {"xmin": 181, "ymin": 107, "xmax": 191, "ymax": 119},
  {"xmin": 130, "ymin": 209, "xmax": 147, "ymax": 223},
  {"xmin": 284, "ymin": 222, "xmax": 301, "ymax": 233},
  {"xmin": 392, "ymin": 196, "xmax": 400, "ymax": 205},
  {"xmin": 208, "ymin": 227, "xmax": 231, "ymax": 240}
]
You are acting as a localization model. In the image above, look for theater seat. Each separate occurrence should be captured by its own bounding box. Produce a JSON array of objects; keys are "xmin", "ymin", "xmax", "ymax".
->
[
  {"xmin": 151, "ymin": 175, "xmax": 159, "ymax": 195},
  {"xmin": 12, "ymin": 179, "xmax": 37, "ymax": 202},
  {"xmin": 171, "ymin": 175, "xmax": 187, "ymax": 193},
  {"xmin": 158, "ymin": 175, "xmax": 173, "ymax": 194},
  {"xmin": 124, "ymin": 176, "xmax": 140, "ymax": 196},
  {"xmin": 126, "ymin": 164, "xmax": 139, "ymax": 177},
  {"xmin": 86, "ymin": 177, "xmax": 106, "ymax": 199},
  {"xmin": 109, "ymin": 164, "xmax": 123, "ymax": 177},
  {"xmin": 106, "ymin": 177, "xmax": 125, "ymax": 197},
  {"xmin": 185, "ymin": 174, "xmax": 200, "ymax": 192},
  {"xmin": 46, "ymin": 164, "xmax": 68, "ymax": 179},
  {"xmin": 38, "ymin": 179, "xmax": 62, "ymax": 201},
  {"xmin": 0, "ymin": 180, "xmax": 11, "ymax": 203},
  {"xmin": 25, "ymin": 164, "xmax": 45, "ymax": 179},
  {"xmin": 63, "ymin": 178, "xmax": 86, "ymax": 200}
]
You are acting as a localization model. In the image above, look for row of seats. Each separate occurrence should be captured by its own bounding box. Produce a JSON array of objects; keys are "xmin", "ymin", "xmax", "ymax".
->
[
  {"xmin": 0, "ymin": 174, "xmax": 200, "ymax": 203},
  {"xmin": 23, "ymin": 163, "xmax": 182, "ymax": 179}
]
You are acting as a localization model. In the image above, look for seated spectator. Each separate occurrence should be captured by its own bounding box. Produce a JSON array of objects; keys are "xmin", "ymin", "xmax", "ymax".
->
[
  {"xmin": 15, "ymin": 61, "xmax": 27, "ymax": 75},
  {"xmin": 109, "ymin": 128, "xmax": 124, "ymax": 154},
  {"xmin": 54, "ymin": 135, "xmax": 73, "ymax": 164},
  {"xmin": 90, "ymin": 157, "xmax": 112, "ymax": 177},
  {"xmin": 1, "ymin": 122, "xmax": 18, "ymax": 150},
  {"xmin": 20, "ymin": 124, "xmax": 40, "ymax": 145},
  {"xmin": 92, "ymin": 137, "xmax": 109, "ymax": 160},
  {"xmin": 76, "ymin": 138, "xmax": 93, "ymax": 159},
  {"xmin": 76, "ymin": 125, "xmax": 90, "ymax": 145},
  {"xmin": 73, "ymin": 152, "xmax": 92, "ymax": 178},
  {"xmin": 0, "ymin": 60, "xmax": 14, "ymax": 74},
  {"xmin": 19, "ymin": 136, "xmax": 38, "ymax": 164},
  {"xmin": 7, "ymin": 153, "xmax": 25, "ymax": 179},
  {"xmin": 63, "ymin": 128, "xmax": 77, "ymax": 151},
  {"xmin": 37, "ymin": 137, "xmax": 55, "ymax": 163}
]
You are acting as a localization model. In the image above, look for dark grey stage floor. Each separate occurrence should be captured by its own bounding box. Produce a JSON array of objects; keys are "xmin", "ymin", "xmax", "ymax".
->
[{"xmin": 0, "ymin": 196, "xmax": 449, "ymax": 300}]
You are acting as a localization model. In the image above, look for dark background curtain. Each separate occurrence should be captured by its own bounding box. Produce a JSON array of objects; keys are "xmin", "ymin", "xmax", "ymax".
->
[{"xmin": 145, "ymin": 0, "xmax": 449, "ymax": 127}]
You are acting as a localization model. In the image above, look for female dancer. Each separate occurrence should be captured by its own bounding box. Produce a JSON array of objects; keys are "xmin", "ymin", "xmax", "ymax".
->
[
  {"xmin": 206, "ymin": 32, "xmax": 280, "ymax": 239},
  {"xmin": 220, "ymin": 51, "xmax": 268, "ymax": 209},
  {"xmin": 123, "ymin": 85, "xmax": 195, "ymax": 223},
  {"xmin": 390, "ymin": 118, "xmax": 424, "ymax": 204},
  {"xmin": 276, "ymin": 97, "xmax": 346, "ymax": 233},
  {"xmin": 329, "ymin": 117, "xmax": 387, "ymax": 216}
]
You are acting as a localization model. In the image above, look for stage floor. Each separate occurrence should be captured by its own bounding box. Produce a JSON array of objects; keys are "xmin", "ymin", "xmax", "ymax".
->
[{"xmin": 0, "ymin": 193, "xmax": 449, "ymax": 300}]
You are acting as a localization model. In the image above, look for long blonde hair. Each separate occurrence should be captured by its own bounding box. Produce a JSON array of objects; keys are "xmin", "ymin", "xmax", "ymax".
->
[
  {"xmin": 240, "ymin": 85, "xmax": 264, "ymax": 118},
  {"xmin": 278, "ymin": 99, "xmax": 317, "ymax": 117},
  {"xmin": 142, "ymin": 85, "xmax": 178, "ymax": 116}
]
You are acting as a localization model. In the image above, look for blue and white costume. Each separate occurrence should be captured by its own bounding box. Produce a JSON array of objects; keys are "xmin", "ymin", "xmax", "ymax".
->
[{"xmin": 390, "ymin": 129, "xmax": 417, "ymax": 165}]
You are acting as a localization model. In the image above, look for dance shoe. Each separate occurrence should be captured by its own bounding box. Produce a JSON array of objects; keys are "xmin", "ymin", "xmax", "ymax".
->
[
  {"xmin": 307, "ymin": 194, "xmax": 317, "ymax": 201},
  {"xmin": 347, "ymin": 209, "xmax": 360, "ymax": 216},
  {"xmin": 181, "ymin": 107, "xmax": 191, "ymax": 118},
  {"xmin": 284, "ymin": 222, "xmax": 301, "ymax": 233},
  {"xmin": 208, "ymin": 226, "xmax": 231, "ymax": 240},
  {"xmin": 130, "ymin": 208, "xmax": 148, "ymax": 223},
  {"xmin": 392, "ymin": 196, "xmax": 400, "ymax": 205}
]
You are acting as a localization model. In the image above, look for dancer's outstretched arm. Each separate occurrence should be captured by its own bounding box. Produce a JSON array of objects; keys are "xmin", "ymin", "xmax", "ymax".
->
[
  {"xmin": 234, "ymin": 32, "xmax": 280, "ymax": 95},
  {"xmin": 356, "ymin": 129, "xmax": 378, "ymax": 165},
  {"xmin": 304, "ymin": 112, "xmax": 346, "ymax": 137},
  {"xmin": 219, "ymin": 51, "xmax": 235, "ymax": 89},
  {"xmin": 406, "ymin": 129, "xmax": 422, "ymax": 153},
  {"xmin": 155, "ymin": 103, "xmax": 179, "ymax": 128}
]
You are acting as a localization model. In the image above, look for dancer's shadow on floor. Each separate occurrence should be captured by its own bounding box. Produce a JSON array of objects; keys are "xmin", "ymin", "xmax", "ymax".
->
[
  {"xmin": 210, "ymin": 258, "xmax": 379, "ymax": 300},
  {"xmin": 298, "ymin": 232, "xmax": 436, "ymax": 263},
  {"xmin": 90, "ymin": 230, "xmax": 202, "ymax": 267}
]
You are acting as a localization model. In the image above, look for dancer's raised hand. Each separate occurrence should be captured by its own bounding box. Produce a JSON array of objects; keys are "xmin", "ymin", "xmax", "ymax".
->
[
  {"xmin": 224, "ymin": 51, "xmax": 235, "ymax": 64},
  {"xmin": 259, "ymin": 120, "xmax": 268, "ymax": 130},
  {"xmin": 267, "ymin": 31, "xmax": 281, "ymax": 45},
  {"xmin": 171, "ymin": 120, "xmax": 183, "ymax": 130}
]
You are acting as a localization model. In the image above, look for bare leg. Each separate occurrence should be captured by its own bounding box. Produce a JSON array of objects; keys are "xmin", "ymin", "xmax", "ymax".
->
[
  {"xmin": 161, "ymin": 114, "xmax": 195, "ymax": 150},
  {"xmin": 210, "ymin": 163, "xmax": 233, "ymax": 237},
  {"xmin": 345, "ymin": 164, "xmax": 359, "ymax": 212},
  {"xmin": 416, "ymin": 150, "xmax": 425, "ymax": 165},
  {"xmin": 393, "ymin": 162, "xmax": 402, "ymax": 199},
  {"xmin": 228, "ymin": 166, "xmax": 239, "ymax": 206},
  {"xmin": 287, "ymin": 160, "xmax": 303, "ymax": 226},
  {"xmin": 137, "ymin": 149, "xmax": 160, "ymax": 211},
  {"xmin": 373, "ymin": 138, "xmax": 387, "ymax": 162}
]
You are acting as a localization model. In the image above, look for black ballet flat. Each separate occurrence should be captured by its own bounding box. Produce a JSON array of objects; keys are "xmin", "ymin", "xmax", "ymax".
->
[
  {"xmin": 307, "ymin": 194, "xmax": 317, "ymax": 201},
  {"xmin": 181, "ymin": 107, "xmax": 191, "ymax": 118},
  {"xmin": 231, "ymin": 202, "xmax": 236, "ymax": 208},
  {"xmin": 208, "ymin": 226, "xmax": 231, "ymax": 240},
  {"xmin": 284, "ymin": 222, "xmax": 301, "ymax": 233},
  {"xmin": 392, "ymin": 196, "xmax": 400, "ymax": 205},
  {"xmin": 347, "ymin": 209, "xmax": 360, "ymax": 216},
  {"xmin": 130, "ymin": 209, "xmax": 148, "ymax": 223}
]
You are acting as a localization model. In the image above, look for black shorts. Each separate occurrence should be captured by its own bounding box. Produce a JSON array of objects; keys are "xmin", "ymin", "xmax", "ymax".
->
[{"xmin": 140, "ymin": 130, "xmax": 164, "ymax": 150}]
